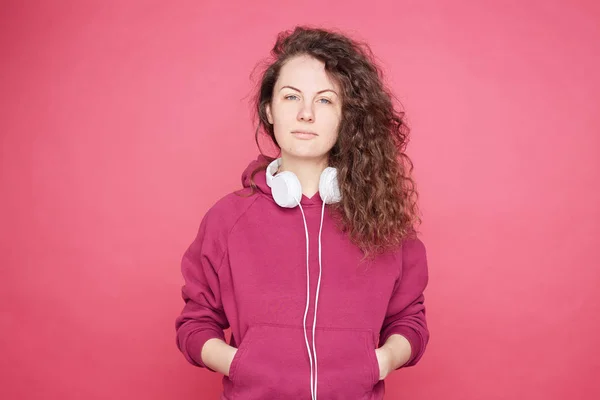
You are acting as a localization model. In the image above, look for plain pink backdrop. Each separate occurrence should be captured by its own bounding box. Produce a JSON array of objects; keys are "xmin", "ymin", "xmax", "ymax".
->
[{"xmin": 1, "ymin": 0, "xmax": 599, "ymax": 399}]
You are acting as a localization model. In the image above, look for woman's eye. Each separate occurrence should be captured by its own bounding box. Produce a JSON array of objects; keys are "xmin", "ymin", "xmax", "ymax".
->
[
  {"xmin": 285, "ymin": 95, "xmax": 299, "ymax": 100},
  {"xmin": 318, "ymin": 98, "xmax": 332, "ymax": 104}
]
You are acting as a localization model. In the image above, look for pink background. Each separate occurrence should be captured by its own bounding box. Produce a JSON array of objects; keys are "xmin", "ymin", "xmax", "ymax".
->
[{"xmin": 1, "ymin": 0, "xmax": 599, "ymax": 399}]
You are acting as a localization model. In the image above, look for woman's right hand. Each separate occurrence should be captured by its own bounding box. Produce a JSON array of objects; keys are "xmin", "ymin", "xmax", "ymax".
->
[
  {"xmin": 201, "ymin": 338, "xmax": 238, "ymax": 376},
  {"xmin": 226, "ymin": 347, "xmax": 238, "ymax": 377}
]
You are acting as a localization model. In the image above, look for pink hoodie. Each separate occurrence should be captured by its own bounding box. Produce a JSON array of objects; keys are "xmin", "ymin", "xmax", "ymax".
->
[{"xmin": 175, "ymin": 155, "xmax": 430, "ymax": 400}]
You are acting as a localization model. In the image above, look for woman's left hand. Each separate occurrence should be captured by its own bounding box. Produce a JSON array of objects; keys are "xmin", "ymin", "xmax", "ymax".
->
[{"xmin": 374, "ymin": 347, "xmax": 393, "ymax": 381}]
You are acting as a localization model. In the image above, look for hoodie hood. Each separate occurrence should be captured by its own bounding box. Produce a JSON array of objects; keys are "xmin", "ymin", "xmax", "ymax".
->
[{"xmin": 241, "ymin": 154, "xmax": 271, "ymax": 195}]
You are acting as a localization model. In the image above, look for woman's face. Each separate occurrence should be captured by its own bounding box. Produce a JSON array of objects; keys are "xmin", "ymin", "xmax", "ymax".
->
[{"xmin": 266, "ymin": 55, "xmax": 342, "ymax": 162}]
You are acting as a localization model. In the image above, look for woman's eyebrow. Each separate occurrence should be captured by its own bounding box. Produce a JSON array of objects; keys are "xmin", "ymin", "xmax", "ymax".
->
[{"xmin": 279, "ymin": 85, "xmax": 338, "ymax": 96}]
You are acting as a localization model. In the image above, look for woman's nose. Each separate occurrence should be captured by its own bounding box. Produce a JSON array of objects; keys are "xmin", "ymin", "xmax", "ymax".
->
[{"xmin": 297, "ymin": 103, "xmax": 314, "ymax": 122}]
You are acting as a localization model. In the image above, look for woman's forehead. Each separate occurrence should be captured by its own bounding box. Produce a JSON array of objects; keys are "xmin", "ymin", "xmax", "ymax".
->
[{"xmin": 277, "ymin": 56, "xmax": 339, "ymax": 92}]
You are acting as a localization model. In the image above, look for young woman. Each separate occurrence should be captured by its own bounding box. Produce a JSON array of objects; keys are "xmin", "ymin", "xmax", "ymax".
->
[{"xmin": 175, "ymin": 26, "xmax": 430, "ymax": 400}]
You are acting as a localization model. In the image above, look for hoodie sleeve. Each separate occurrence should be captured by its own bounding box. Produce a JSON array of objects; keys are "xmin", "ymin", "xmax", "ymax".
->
[
  {"xmin": 175, "ymin": 208, "xmax": 230, "ymax": 371},
  {"xmin": 379, "ymin": 236, "xmax": 430, "ymax": 368}
]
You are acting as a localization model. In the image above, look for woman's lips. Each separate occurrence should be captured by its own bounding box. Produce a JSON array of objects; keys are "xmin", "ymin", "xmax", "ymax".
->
[{"xmin": 292, "ymin": 131, "xmax": 318, "ymax": 139}]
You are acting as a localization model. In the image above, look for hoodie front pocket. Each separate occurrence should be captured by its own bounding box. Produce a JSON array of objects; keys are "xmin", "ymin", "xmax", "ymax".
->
[
  {"xmin": 315, "ymin": 327, "xmax": 381, "ymax": 397},
  {"xmin": 228, "ymin": 324, "xmax": 311, "ymax": 399},
  {"xmin": 228, "ymin": 324, "xmax": 379, "ymax": 400}
]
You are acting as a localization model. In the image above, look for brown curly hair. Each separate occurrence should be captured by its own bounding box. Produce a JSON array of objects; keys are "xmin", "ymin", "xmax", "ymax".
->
[{"xmin": 246, "ymin": 26, "xmax": 421, "ymax": 258}]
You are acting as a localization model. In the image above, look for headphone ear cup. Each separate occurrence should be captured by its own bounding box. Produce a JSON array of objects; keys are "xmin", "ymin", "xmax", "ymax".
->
[
  {"xmin": 319, "ymin": 167, "xmax": 342, "ymax": 204},
  {"xmin": 271, "ymin": 171, "xmax": 302, "ymax": 208},
  {"xmin": 265, "ymin": 159, "xmax": 279, "ymax": 188}
]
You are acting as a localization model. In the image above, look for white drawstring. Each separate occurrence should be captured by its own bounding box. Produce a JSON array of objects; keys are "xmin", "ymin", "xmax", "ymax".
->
[
  {"xmin": 311, "ymin": 199, "xmax": 326, "ymax": 399},
  {"xmin": 295, "ymin": 196, "xmax": 327, "ymax": 400},
  {"xmin": 295, "ymin": 198, "xmax": 315, "ymax": 400}
]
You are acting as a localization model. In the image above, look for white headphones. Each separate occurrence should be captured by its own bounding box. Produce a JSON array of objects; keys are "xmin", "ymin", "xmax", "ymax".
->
[{"xmin": 265, "ymin": 158, "xmax": 342, "ymax": 207}]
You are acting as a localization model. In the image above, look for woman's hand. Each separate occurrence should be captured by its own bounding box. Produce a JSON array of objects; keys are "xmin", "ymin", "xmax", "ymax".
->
[
  {"xmin": 375, "ymin": 347, "xmax": 393, "ymax": 381},
  {"xmin": 226, "ymin": 347, "xmax": 238, "ymax": 377},
  {"xmin": 375, "ymin": 334, "xmax": 413, "ymax": 380},
  {"xmin": 201, "ymin": 338, "xmax": 238, "ymax": 376}
]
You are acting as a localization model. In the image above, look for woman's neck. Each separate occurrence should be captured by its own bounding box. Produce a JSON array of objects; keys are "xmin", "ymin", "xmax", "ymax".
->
[{"xmin": 278, "ymin": 156, "xmax": 328, "ymax": 198}]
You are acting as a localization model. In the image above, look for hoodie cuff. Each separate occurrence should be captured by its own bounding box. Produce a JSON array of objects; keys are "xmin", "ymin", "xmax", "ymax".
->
[
  {"xmin": 380, "ymin": 325, "xmax": 422, "ymax": 368},
  {"xmin": 186, "ymin": 329, "xmax": 226, "ymax": 372}
]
